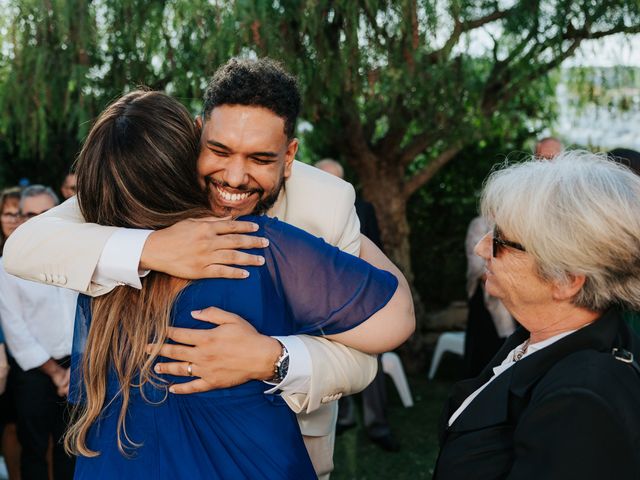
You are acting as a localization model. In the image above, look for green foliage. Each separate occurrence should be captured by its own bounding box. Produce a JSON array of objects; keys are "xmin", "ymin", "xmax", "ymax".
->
[
  {"xmin": 564, "ymin": 66, "xmax": 640, "ymax": 112},
  {"xmin": 0, "ymin": 0, "xmax": 638, "ymax": 316},
  {"xmin": 0, "ymin": 0, "xmax": 99, "ymax": 186},
  {"xmin": 0, "ymin": 0, "xmax": 241, "ymax": 187},
  {"xmin": 1, "ymin": 0, "xmax": 637, "ymax": 189}
]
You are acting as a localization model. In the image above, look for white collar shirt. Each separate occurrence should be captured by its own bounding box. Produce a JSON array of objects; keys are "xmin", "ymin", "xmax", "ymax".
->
[{"xmin": 0, "ymin": 258, "xmax": 77, "ymax": 371}]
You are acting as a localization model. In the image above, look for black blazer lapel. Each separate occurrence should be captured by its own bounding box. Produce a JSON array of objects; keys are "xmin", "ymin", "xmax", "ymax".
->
[
  {"xmin": 448, "ymin": 366, "xmax": 515, "ymax": 433},
  {"xmin": 438, "ymin": 328, "xmax": 528, "ymax": 442}
]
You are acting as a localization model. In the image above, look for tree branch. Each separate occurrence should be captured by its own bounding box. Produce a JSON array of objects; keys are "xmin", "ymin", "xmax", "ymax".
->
[
  {"xmin": 398, "ymin": 131, "xmax": 436, "ymax": 168},
  {"xmin": 374, "ymin": 122, "xmax": 408, "ymax": 159},
  {"xmin": 403, "ymin": 143, "xmax": 465, "ymax": 197},
  {"xmin": 362, "ymin": 2, "xmax": 390, "ymax": 47},
  {"xmin": 460, "ymin": 8, "xmax": 514, "ymax": 31},
  {"xmin": 566, "ymin": 22, "xmax": 640, "ymax": 40},
  {"xmin": 428, "ymin": 6, "xmax": 516, "ymax": 63}
]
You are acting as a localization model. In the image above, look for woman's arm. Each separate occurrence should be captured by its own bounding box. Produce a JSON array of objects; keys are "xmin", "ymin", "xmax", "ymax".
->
[{"xmin": 323, "ymin": 235, "xmax": 415, "ymax": 354}]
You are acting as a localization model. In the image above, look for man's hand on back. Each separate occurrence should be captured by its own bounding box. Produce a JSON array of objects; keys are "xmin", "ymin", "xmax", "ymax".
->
[
  {"xmin": 140, "ymin": 217, "xmax": 269, "ymax": 279},
  {"xmin": 150, "ymin": 306, "xmax": 282, "ymax": 394}
]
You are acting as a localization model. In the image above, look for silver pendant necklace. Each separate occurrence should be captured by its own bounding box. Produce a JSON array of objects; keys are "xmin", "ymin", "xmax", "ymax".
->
[{"xmin": 513, "ymin": 339, "xmax": 530, "ymax": 361}]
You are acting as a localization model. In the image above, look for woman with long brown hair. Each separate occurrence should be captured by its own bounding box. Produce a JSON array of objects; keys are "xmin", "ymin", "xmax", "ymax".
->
[{"xmin": 65, "ymin": 90, "xmax": 412, "ymax": 479}]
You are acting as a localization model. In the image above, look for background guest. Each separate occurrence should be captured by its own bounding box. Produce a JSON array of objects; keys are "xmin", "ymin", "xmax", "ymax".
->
[
  {"xmin": 463, "ymin": 216, "xmax": 515, "ymax": 377},
  {"xmin": 608, "ymin": 147, "xmax": 640, "ymax": 176},
  {"xmin": 315, "ymin": 158, "xmax": 399, "ymax": 452},
  {"xmin": 534, "ymin": 136, "xmax": 563, "ymax": 160},
  {"xmin": 0, "ymin": 185, "xmax": 76, "ymax": 480},
  {"xmin": 59, "ymin": 173, "xmax": 76, "ymax": 200},
  {"xmin": 608, "ymin": 147, "xmax": 640, "ymax": 334},
  {"xmin": 1, "ymin": 188, "xmax": 22, "ymax": 252},
  {"xmin": 0, "ymin": 187, "xmax": 23, "ymax": 480}
]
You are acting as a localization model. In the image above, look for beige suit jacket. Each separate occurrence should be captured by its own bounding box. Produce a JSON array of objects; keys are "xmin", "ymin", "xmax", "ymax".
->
[{"xmin": 4, "ymin": 160, "xmax": 377, "ymax": 476}]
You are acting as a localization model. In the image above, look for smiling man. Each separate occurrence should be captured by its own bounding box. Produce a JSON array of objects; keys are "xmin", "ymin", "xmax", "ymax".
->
[
  {"xmin": 200, "ymin": 105, "xmax": 288, "ymax": 216},
  {"xmin": 3, "ymin": 58, "xmax": 412, "ymax": 479}
]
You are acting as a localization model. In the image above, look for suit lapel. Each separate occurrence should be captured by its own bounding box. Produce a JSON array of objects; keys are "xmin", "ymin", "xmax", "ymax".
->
[
  {"xmin": 448, "ymin": 367, "xmax": 515, "ymax": 433},
  {"xmin": 438, "ymin": 328, "xmax": 528, "ymax": 441},
  {"xmin": 445, "ymin": 328, "xmax": 527, "ymax": 416}
]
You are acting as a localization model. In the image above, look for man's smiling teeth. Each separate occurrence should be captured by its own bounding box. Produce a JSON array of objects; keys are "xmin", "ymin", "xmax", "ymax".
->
[{"xmin": 216, "ymin": 186, "xmax": 250, "ymax": 202}]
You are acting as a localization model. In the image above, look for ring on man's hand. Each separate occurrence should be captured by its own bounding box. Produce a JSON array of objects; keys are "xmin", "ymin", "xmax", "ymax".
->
[{"xmin": 187, "ymin": 362, "xmax": 193, "ymax": 376}]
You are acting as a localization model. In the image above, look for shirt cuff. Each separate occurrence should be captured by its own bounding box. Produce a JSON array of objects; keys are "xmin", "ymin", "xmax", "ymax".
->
[
  {"xmin": 93, "ymin": 229, "xmax": 153, "ymax": 289},
  {"xmin": 13, "ymin": 345, "xmax": 50, "ymax": 372},
  {"xmin": 263, "ymin": 335, "xmax": 312, "ymax": 395}
]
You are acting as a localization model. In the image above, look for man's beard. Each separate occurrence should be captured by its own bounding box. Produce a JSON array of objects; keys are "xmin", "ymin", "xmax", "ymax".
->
[
  {"xmin": 252, "ymin": 175, "xmax": 285, "ymax": 215},
  {"xmin": 204, "ymin": 175, "xmax": 285, "ymax": 217}
]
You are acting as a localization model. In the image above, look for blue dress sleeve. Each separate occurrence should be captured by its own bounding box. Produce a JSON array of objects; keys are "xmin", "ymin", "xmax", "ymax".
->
[{"xmin": 247, "ymin": 215, "xmax": 398, "ymax": 336}]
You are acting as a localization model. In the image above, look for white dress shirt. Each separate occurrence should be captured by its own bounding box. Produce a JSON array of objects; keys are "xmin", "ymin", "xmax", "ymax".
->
[
  {"xmin": 448, "ymin": 329, "xmax": 577, "ymax": 427},
  {"xmin": 0, "ymin": 259, "xmax": 77, "ymax": 371},
  {"xmin": 93, "ymin": 231, "xmax": 312, "ymax": 393}
]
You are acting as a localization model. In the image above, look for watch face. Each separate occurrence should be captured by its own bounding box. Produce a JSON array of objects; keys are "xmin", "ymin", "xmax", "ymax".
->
[
  {"xmin": 277, "ymin": 355, "xmax": 289, "ymax": 383},
  {"xmin": 278, "ymin": 355, "xmax": 290, "ymax": 380}
]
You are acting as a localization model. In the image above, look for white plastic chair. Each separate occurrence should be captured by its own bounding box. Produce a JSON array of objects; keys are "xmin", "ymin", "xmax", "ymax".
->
[
  {"xmin": 428, "ymin": 331, "xmax": 466, "ymax": 380},
  {"xmin": 0, "ymin": 455, "xmax": 8, "ymax": 480},
  {"xmin": 381, "ymin": 352, "xmax": 414, "ymax": 407}
]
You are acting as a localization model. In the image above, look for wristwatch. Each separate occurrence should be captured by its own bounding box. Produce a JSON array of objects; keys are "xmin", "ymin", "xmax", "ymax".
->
[{"xmin": 270, "ymin": 341, "xmax": 289, "ymax": 384}]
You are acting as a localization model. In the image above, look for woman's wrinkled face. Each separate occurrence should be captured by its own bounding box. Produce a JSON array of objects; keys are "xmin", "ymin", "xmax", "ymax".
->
[
  {"xmin": 474, "ymin": 226, "xmax": 554, "ymax": 314},
  {"xmin": 1, "ymin": 198, "xmax": 22, "ymax": 238}
]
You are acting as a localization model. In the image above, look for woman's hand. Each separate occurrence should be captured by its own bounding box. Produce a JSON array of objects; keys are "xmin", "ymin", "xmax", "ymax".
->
[{"xmin": 141, "ymin": 217, "xmax": 269, "ymax": 279}]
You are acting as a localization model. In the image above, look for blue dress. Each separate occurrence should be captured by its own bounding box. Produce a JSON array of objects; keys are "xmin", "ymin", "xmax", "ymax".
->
[{"xmin": 70, "ymin": 215, "xmax": 398, "ymax": 480}]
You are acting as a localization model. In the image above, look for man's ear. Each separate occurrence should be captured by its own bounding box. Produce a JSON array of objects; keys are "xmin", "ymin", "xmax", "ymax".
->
[
  {"xmin": 552, "ymin": 274, "xmax": 586, "ymax": 302},
  {"xmin": 195, "ymin": 115, "xmax": 203, "ymax": 129},
  {"xmin": 283, "ymin": 138, "xmax": 298, "ymax": 179}
]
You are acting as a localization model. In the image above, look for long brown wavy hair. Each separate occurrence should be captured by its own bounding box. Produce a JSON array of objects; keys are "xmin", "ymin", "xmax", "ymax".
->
[{"xmin": 64, "ymin": 90, "xmax": 211, "ymax": 457}]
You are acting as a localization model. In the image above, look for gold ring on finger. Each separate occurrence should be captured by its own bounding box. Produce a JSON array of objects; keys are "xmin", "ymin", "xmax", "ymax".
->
[{"xmin": 187, "ymin": 362, "xmax": 193, "ymax": 376}]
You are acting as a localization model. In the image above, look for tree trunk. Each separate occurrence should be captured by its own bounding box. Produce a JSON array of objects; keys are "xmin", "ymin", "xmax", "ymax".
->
[{"xmin": 348, "ymin": 151, "xmax": 430, "ymax": 371}]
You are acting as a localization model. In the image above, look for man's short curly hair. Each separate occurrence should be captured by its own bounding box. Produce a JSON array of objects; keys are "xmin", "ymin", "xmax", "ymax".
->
[{"xmin": 203, "ymin": 58, "xmax": 301, "ymax": 139}]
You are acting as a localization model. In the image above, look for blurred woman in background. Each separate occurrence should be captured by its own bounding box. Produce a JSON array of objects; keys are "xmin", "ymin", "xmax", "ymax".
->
[
  {"xmin": 1, "ymin": 188, "xmax": 22, "ymax": 252},
  {"xmin": 0, "ymin": 187, "xmax": 23, "ymax": 480}
]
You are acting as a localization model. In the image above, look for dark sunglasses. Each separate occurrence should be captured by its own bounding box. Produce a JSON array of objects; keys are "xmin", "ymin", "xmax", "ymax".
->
[{"xmin": 492, "ymin": 226, "xmax": 526, "ymax": 257}]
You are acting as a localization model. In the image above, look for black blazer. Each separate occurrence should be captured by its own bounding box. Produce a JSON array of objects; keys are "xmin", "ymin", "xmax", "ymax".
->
[
  {"xmin": 434, "ymin": 309, "xmax": 640, "ymax": 480},
  {"xmin": 355, "ymin": 198, "xmax": 383, "ymax": 250}
]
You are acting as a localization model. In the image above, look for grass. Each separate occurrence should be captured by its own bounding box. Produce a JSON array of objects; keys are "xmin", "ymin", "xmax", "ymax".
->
[{"xmin": 332, "ymin": 355, "xmax": 463, "ymax": 479}]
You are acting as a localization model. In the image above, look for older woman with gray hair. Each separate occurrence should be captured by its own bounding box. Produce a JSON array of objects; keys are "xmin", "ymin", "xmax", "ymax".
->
[{"xmin": 434, "ymin": 151, "xmax": 640, "ymax": 479}]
